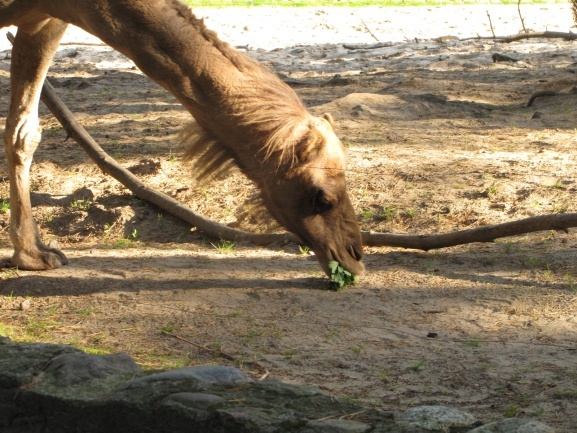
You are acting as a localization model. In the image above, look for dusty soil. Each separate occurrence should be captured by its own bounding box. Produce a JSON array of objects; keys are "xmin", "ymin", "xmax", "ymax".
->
[{"xmin": 1, "ymin": 4, "xmax": 577, "ymax": 430}]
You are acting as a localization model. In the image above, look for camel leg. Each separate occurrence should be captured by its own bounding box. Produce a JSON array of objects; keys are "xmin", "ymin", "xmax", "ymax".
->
[{"xmin": 4, "ymin": 19, "xmax": 69, "ymax": 270}]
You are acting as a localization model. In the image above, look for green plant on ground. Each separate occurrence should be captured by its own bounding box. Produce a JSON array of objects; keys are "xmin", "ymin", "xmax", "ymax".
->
[
  {"xmin": 504, "ymin": 404, "xmax": 520, "ymax": 418},
  {"xmin": 70, "ymin": 198, "xmax": 92, "ymax": 211},
  {"xmin": 212, "ymin": 239, "xmax": 235, "ymax": 253},
  {"xmin": 0, "ymin": 199, "xmax": 9, "ymax": 214},
  {"xmin": 410, "ymin": 360, "xmax": 426, "ymax": 372},
  {"xmin": 328, "ymin": 260, "xmax": 357, "ymax": 290}
]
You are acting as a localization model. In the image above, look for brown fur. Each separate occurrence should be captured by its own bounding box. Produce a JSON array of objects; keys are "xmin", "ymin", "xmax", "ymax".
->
[{"xmin": 1, "ymin": 0, "xmax": 364, "ymax": 277}]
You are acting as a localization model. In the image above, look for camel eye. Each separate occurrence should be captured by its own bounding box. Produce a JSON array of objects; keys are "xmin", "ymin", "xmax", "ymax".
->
[{"xmin": 311, "ymin": 189, "xmax": 333, "ymax": 214}]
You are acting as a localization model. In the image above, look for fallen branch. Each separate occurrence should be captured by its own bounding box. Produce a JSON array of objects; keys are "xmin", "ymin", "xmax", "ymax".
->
[
  {"xmin": 162, "ymin": 331, "xmax": 269, "ymax": 379},
  {"xmin": 461, "ymin": 30, "xmax": 577, "ymax": 42},
  {"xmin": 361, "ymin": 213, "xmax": 577, "ymax": 250}
]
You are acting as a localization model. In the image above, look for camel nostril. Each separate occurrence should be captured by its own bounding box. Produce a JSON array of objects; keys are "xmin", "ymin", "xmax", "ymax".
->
[{"xmin": 347, "ymin": 244, "xmax": 363, "ymax": 261}]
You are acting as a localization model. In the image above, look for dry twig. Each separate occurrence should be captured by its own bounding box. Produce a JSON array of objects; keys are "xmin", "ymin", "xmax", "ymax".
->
[
  {"xmin": 360, "ymin": 18, "xmax": 379, "ymax": 42},
  {"xmin": 486, "ymin": 10, "xmax": 496, "ymax": 38},
  {"xmin": 517, "ymin": 0, "xmax": 528, "ymax": 33},
  {"xmin": 162, "ymin": 331, "xmax": 269, "ymax": 378}
]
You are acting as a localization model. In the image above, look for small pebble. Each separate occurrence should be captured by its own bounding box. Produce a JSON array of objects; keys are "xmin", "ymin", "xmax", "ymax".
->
[{"xmin": 20, "ymin": 300, "xmax": 31, "ymax": 311}]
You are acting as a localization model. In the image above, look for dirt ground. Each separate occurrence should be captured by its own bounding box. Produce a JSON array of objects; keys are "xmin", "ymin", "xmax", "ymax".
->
[{"xmin": 1, "ymin": 4, "xmax": 577, "ymax": 430}]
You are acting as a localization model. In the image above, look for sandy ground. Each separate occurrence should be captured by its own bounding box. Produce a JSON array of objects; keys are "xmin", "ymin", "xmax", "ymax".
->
[{"xmin": 1, "ymin": 4, "xmax": 577, "ymax": 430}]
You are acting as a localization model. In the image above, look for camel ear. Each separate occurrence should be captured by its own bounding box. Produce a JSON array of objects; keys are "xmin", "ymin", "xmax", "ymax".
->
[
  {"xmin": 322, "ymin": 113, "xmax": 334, "ymax": 128},
  {"xmin": 295, "ymin": 128, "xmax": 324, "ymax": 164}
]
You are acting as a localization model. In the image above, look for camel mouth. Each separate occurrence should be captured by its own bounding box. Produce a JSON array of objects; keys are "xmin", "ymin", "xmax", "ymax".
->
[{"xmin": 315, "ymin": 245, "xmax": 365, "ymax": 279}]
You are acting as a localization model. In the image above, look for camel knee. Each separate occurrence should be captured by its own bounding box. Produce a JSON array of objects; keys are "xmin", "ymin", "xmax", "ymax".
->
[{"xmin": 3, "ymin": 118, "xmax": 42, "ymax": 165}]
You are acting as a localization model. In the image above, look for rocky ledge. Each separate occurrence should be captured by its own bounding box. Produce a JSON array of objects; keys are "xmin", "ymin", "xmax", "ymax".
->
[{"xmin": 0, "ymin": 338, "xmax": 554, "ymax": 432}]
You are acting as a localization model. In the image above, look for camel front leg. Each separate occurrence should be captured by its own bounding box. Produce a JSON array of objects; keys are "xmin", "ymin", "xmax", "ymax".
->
[{"xmin": 4, "ymin": 19, "xmax": 69, "ymax": 270}]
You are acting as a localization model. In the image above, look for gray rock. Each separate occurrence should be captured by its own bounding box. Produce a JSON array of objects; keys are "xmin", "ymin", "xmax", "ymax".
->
[
  {"xmin": 44, "ymin": 352, "xmax": 142, "ymax": 386},
  {"xmin": 468, "ymin": 418, "xmax": 555, "ymax": 433},
  {"xmin": 304, "ymin": 419, "xmax": 372, "ymax": 432},
  {"xmin": 0, "ymin": 339, "xmax": 558, "ymax": 433},
  {"xmin": 397, "ymin": 405, "xmax": 479, "ymax": 431},
  {"xmin": 127, "ymin": 365, "xmax": 253, "ymax": 387},
  {"xmin": 161, "ymin": 392, "xmax": 227, "ymax": 409}
]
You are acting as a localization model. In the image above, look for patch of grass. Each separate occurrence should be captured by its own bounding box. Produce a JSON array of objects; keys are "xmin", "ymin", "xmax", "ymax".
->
[
  {"xmin": 410, "ymin": 359, "xmax": 426, "ymax": 372},
  {"xmin": 504, "ymin": 404, "xmax": 520, "ymax": 418},
  {"xmin": 378, "ymin": 206, "xmax": 397, "ymax": 220},
  {"xmin": 167, "ymin": 149, "xmax": 178, "ymax": 163},
  {"xmin": 298, "ymin": 245, "xmax": 310, "ymax": 255},
  {"xmin": 466, "ymin": 338, "xmax": 480, "ymax": 347},
  {"xmin": 284, "ymin": 349, "xmax": 297, "ymax": 360},
  {"xmin": 378, "ymin": 369, "xmax": 390, "ymax": 383},
  {"xmin": 209, "ymin": 341, "xmax": 223, "ymax": 351},
  {"xmin": 340, "ymin": 395, "xmax": 358, "ymax": 404},
  {"xmin": 0, "ymin": 323, "xmax": 15, "ymax": 338},
  {"xmin": 24, "ymin": 317, "xmax": 61, "ymax": 339},
  {"xmin": 552, "ymin": 389, "xmax": 577, "ymax": 400},
  {"xmin": 70, "ymin": 197, "xmax": 92, "ymax": 211},
  {"xmin": 113, "ymin": 237, "xmax": 136, "ymax": 249},
  {"xmin": 351, "ymin": 345, "xmax": 363, "ymax": 354},
  {"xmin": 0, "ymin": 199, "xmax": 9, "ymax": 214},
  {"xmin": 324, "ymin": 330, "xmax": 339, "ymax": 342},
  {"xmin": 410, "ymin": 359, "xmax": 427, "ymax": 372},
  {"xmin": 358, "ymin": 209, "xmax": 374, "ymax": 219},
  {"xmin": 212, "ymin": 239, "xmax": 235, "ymax": 253},
  {"xmin": 0, "ymin": 269, "xmax": 19, "ymax": 280},
  {"xmin": 404, "ymin": 209, "xmax": 416, "ymax": 218}
]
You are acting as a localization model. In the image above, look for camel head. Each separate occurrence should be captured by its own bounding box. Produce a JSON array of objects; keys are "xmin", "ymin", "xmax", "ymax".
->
[
  {"xmin": 181, "ymin": 107, "xmax": 364, "ymax": 279},
  {"xmin": 257, "ymin": 113, "xmax": 365, "ymax": 278}
]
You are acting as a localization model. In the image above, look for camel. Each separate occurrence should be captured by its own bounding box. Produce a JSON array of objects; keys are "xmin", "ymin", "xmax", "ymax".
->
[{"xmin": 0, "ymin": 0, "xmax": 364, "ymax": 278}]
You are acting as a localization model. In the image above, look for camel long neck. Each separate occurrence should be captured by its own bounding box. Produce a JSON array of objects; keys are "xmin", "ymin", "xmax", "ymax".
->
[{"xmin": 41, "ymin": 0, "xmax": 309, "ymax": 183}]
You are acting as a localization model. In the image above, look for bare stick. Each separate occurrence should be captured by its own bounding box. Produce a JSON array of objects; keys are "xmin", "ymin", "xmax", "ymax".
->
[
  {"xmin": 162, "ymin": 331, "xmax": 269, "ymax": 378},
  {"xmin": 517, "ymin": 0, "xmax": 528, "ymax": 33},
  {"xmin": 486, "ymin": 11, "xmax": 496, "ymax": 38},
  {"xmin": 360, "ymin": 18, "xmax": 380, "ymax": 42},
  {"xmin": 161, "ymin": 331, "xmax": 236, "ymax": 361},
  {"xmin": 460, "ymin": 30, "xmax": 577, "ymax": 43}
]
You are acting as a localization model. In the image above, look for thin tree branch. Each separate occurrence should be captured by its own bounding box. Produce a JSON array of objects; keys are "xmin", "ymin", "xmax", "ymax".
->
[
  {"xmin": 517, "ymin": 0, "xmax": 528, "ymax": 33},
  {"xmin": 461, "ymin": 30, "xmax": 577, "ymax": 42},
  {"xmin": 486, "ymin": 10, "xmax": 496, "ymax": 38}
]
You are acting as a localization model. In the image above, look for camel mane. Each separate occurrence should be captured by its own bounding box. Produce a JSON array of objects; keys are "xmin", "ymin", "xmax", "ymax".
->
[
  {"xmin": 167, "ymin": 0, "xmax": 254, "ymax": 72},
  {"xmin": 179, "ymin": 49, "xmax": 315, "ymax": 183}
]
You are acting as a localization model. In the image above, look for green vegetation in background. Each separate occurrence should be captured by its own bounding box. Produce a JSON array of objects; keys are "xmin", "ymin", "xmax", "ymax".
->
[{"xmin": 183, "ymin": 0, "xmax": 568, "ymax": 7}]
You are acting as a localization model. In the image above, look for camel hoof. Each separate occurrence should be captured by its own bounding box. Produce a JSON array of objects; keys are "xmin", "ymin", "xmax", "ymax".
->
[{"xmin": 12, "ymin": 249, "xmax": 68, "ymax": 270}]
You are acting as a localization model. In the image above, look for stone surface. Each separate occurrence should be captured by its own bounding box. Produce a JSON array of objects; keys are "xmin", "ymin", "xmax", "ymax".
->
[
  {"xmin": 0, "ymin": 338, "xmax": 556, "ymax": 433},
  {"xmin": 468, "ymin": 418, "xmax": 556, "ymax": 433},
  {"xmin": 397, "ymin": 405, "xmax": 481, "ymax": 432}
]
